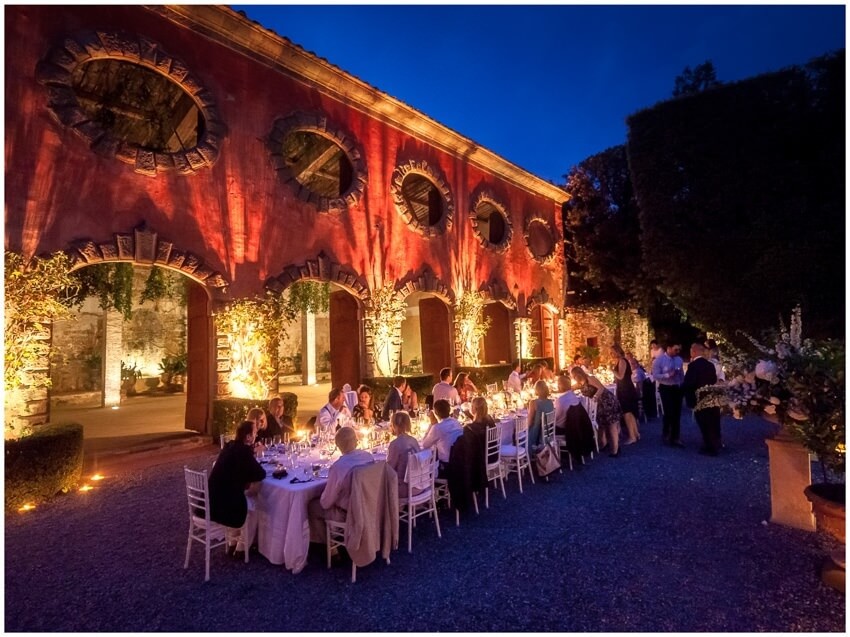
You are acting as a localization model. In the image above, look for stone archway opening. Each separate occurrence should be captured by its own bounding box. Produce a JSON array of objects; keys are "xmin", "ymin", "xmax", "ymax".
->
[
  {"xmin": 400, "ymin": 291, "xmax": 453, "ymax": 379},
  {"xmin": 49, "ymin": 262, "xmax": 212, "ymax": 450}
]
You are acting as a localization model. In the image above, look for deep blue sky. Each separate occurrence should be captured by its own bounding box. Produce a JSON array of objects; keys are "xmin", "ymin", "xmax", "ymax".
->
[{"xmin": 238, "ymin": 4, "xmax": 845, "ymax": 184}]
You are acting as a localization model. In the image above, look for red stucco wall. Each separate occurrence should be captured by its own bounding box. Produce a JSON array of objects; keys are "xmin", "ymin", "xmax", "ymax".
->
[{"xmin": 5, "ymin": 5, "xmax": 564, "ymax": 306}]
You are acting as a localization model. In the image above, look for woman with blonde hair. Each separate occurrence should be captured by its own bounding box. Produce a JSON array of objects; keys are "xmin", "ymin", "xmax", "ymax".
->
[
  {"xmin": 571, "ymin": 366, "xmax": 623, "ymax": 457},
  {"xmin": 386, "ymin": 411, "xmax": 421, "ymax": 497}
]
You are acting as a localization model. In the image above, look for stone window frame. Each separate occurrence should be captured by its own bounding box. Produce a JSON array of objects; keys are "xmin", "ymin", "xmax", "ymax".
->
[
  {"xmin": 390, "ymin": 159, "xmax": 455, "ymax": 238},
  {"xmin": 35, "ymin": 30, "xmax": 224, "ymax": 177},
  {"xmin": 469, "ymin": 191, "xmax": 513, "ymax": 254},
  {"xmin": 523, "ymin": 214, "xmax": 558, "ymax": 265},
  {"xmin": 266, "ymin": 112, "xmax": 368, "ymax": 214}
]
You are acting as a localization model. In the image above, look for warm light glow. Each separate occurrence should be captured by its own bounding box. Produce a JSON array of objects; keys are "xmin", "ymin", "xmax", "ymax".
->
[
  {"xmin": 91, "ymin": 474, "xmax": 105, "ymax": 481},
  {"xmin": 79, "ymin": 484, "xmax": 93, "ymax": 492},
  {"xmin": 111, "ymin": 406, "xmax": 120, "ymax": 410},
  {"xmin": 514, "ymin": 318, "xmax": 534, "ymax": 360},
  {"xmin": 18, "ymin": 503, "xmax": 35, "ymax": 512}
]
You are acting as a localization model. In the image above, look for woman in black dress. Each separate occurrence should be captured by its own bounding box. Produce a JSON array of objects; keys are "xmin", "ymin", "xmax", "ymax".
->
[
  {"xmin": 208, "ymin": 420, "xmax": 266, "ymax": 548},
  {"xmin": 611, "ymin": 344, "xmax": 640, "ymax": 444}
]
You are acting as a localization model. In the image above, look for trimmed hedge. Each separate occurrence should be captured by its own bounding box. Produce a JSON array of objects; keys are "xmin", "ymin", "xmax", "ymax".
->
[
  {"xmin": 211, "ymin": 394, "xmax": 298, "ymax": 443},
  {"xmin": 5, "ymin": 423, "xmax": 84, "ymax": 512},
  {"xmin": 362, "ymin": 375, "xmax": 434, "ymax": 407},
  {"xmin": 458, "ymin": 358, "xmax": 556, "ymax": 390}
]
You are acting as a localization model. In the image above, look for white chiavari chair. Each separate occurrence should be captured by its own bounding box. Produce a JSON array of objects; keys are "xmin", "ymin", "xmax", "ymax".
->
[
  {"xmin": 500, "ymin": 415, "xmax": 535, "ymax": 493},
  {"xmin": 485, "ymin": 422, "xmax": 506, "ymax": 508},
  {"xmin": 399, "ymin": 448, "xmax": 441, "ymax": 553},
  {"xmin": 183, "ymin": 467, "xmax": 230, "ymax": 582}
]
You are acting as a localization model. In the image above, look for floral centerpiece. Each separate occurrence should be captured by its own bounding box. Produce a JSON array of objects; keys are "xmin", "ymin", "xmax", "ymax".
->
[{"xmin": 697, "ymin": 306, "xmax": 845, "ymax": 484}]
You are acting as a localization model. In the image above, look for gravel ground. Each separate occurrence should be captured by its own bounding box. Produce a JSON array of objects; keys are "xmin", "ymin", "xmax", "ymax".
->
[{"xmin": 5, "ymin": 414, "xmax": 845, "ymax": 632}]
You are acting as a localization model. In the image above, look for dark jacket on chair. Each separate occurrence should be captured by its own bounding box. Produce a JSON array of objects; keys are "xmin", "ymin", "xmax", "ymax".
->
[
  {"xmin": 447, "ymin": 426, "xmax": 487, "ymax": 514},
  {"xmin": 208, "ymin": 442, "xmax": 265, "ymax": 528}
]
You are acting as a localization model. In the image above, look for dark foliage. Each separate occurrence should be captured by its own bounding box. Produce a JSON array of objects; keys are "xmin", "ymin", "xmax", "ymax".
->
[
  {"xmin": 562, "ymin": 145, "xmax": 656, "ymax": 310},
  {"xmin": 70, "ymin": 262, "xmax": 135, "ymax": 320},
  {"xmin": 673, "ymin": 61, "xmax": 722, "ymax": 97},
  {"xmin": 5, "ymin": 423, "xmax": 84, "ymax": 511},
  {"xmin": 627, "ymin": 50, "xmax": 845, "ymax": 343}
]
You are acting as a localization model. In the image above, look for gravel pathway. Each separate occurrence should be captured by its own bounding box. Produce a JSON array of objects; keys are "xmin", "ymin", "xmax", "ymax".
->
[{"xmin": 5, "ymin": 414, "xmax": 845, "ymax": 632}]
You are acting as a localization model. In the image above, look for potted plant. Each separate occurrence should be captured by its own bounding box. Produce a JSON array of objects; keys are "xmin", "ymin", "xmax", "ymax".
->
[
  {"xmin": 120, "ymin": 361, "xmax": 142, "ymax": 397},
  {"xmin": 701, "ymin": 307, "xmax": 844, "ymax": 587},
  {"xmin": 159, "ymin": 354, "xmax": 188, "ymax": 392}
]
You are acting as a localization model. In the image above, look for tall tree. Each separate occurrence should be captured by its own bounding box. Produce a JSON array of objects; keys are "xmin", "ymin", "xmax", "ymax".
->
[
  {"xmin": 562, "ymin": 145, "xmax": 654, "ymax": 309},
  {"xmin": 628, "ymin": 50, "xmax": 844, "ymax": 344},
  {"xmin": 673, "ymin": 61, "xmax": 721, "ymax": 97}
]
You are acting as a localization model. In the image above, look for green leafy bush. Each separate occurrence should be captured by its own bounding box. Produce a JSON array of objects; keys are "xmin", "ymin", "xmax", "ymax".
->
[
  {"xmin": 5, "ymin": 423, "xmax": 83, "ymax": 511},
  {"xmin": 211, "ymin": 394, "xmax": 298, "ymax": 442}
]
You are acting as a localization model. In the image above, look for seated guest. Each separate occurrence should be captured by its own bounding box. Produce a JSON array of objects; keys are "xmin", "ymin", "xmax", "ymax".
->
[
  {"xmin": 318, "ymin": 388, "xmax": 347, "ymax": 434},
  {"xmin": 265, "ymin": 396, "xmax": 294, "ymax": 439},
  {"xmin": 401, "ymin": 382, "xmax": 419, "ymax": 412},
  {"xmin": 246, "ymin": 408, "xmax": 269, "ymax": 453},
  {"xmin": 553, "ymin": 374, "xmax": 581, "ymax": 433},
  {"xmin": 432, "ymin": 368, "xmax": 460, "ymax": 406},
  {"xmin": 452, "ymin": 371, "xmax": 478, "ymax": 404},
  {"xmin": 506, "ymin": 360, "xmax": 524, "ymax": 393},
  {"xmin": 386, "ymin": 411, "xmax": 421, "ymax": 498},
  {"xmin": 466, "ymin": 396, "xmax": 495, "ymax": 437},
  {"xmin": 525, "ymin": 363, "xmax": 544, "ymax": 387},
  {"xmin": 208, "ymin": 420, "xmax": 266, "ymax": 553},
  {"xmin": 526, "ymin": 379, "xmax": 555, "ymax": 449},
  {"xmin": 307, "ymin": 427, "xmax": 375, "ymax": 534},
  {"xmin": 421, "ymin": 399, "xmax": 463, "ymax": 473},
  {"xmin": 540, "ymin": 361, "xmax": 555, "ymax": 381},
  {"xmin": 352, "ymin": 384, "xmax": 376, "ymax": 424},
  {"xmin": 625, "ymin": 352, "xmax": 647, "ymax": 385},
  {"xmin": 381, "ymin": 375, "xmax": 406, "ymax": 421}
]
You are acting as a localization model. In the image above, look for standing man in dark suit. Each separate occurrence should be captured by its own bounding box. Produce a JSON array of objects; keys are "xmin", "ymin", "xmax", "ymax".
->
[
  {"xmin": 683, "ymin": 342, "xmax": 721, "ymax": 456},
  {"xmin": 381, "ymin": 375, "xmax": 406, "ymax": 421}
]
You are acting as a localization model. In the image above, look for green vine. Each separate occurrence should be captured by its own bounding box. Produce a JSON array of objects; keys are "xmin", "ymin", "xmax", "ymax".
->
[
  {"xmin": 215, "ymin": 292, "xmax": 296, "ymax": 398},
  {"xmin": 366, "ymin": 284, "xmax": 407, "ymax": 376},
  {"xmin": 284, "ymin": 281, "xmax": 330, "ymax": 315},
  {"xmin": 69, "ymin": 262, "xmax": 135, "ymax": 320},
  {"xmin": 139, "ymin": 266, "xmax": 173, "ymax": 304},
  {"xmin": 5, "ymin": 251, "xmax": 78, "ymax": 438},
  {"xmin": 455, "ymin": 291, "xmax": 492, "ymax": 367}
]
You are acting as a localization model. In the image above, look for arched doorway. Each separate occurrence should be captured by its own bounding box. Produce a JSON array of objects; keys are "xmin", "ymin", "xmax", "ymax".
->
[
  {"xmin": 400, "ymin": 292, "xmax": 453, "ymax": 378},
  {"xmin": 49, "ymin": 262, "xmax": 213, "ymax": 442},
  {"xmin": 482, "ymin": 302, "xmax": 512, "ymax": 365},
  {"xmin": 277, "ymin": 281, "xmax": 364, "ymax": 390}
]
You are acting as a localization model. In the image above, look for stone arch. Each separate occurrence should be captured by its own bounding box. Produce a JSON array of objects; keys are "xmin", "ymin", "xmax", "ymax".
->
[
  {"xmin": 523, "ymin": 214, "xmax": 558, "ymax": 265},
  {"xmin": 266, "ymin": 112, "xmax": 368, "ymax": 214},
  {"xmin": 35, "ymin": 30, "xmax": 225, "ymax": 176},
  {"xmin": 469, "ymin": 190, "xmax": 513, "ymax": 253},
  {"xmin": 395, "ymin": 267, "xmax": 455, "ymax": 305},
  {"xmin": 390, "ymin": 159, "xmax": 454, "ymax": 238},
  {"xmin": 479, "ymin": 278, "xmax": 518, "ymax": 311},
  {"xmin": 526, "ymin": 287, "xmax": 559, "ymax": 315},
  {"xmin": 66, "ymin": 224, "xmax": 229, "ymax": 299},
  {"xmin": 264, "ymin": 251, "xmax": 369, "ymax": 301}
]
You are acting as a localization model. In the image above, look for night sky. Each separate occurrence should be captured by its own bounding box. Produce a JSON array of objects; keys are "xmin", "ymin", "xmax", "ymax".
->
[{"xmin": 238, "ymin": 3, "xmax": 845, "ymax": 184}]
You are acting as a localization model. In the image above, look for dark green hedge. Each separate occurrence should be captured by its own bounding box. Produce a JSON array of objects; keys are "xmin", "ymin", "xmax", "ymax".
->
[
  {"xmin": 211, "ymin": 394, "xmax": 298, "ymax": 442},
  {"xmin": 5, "ymin": 423, "xmax": 84, "ymax": 511}
]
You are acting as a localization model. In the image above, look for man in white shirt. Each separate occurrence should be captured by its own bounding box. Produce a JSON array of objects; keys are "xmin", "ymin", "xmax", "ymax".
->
[
  {"xmin": 317, "ymin": 388, "xmax": 347, "ymax": 434},
  {"xmin": 431, "ymin": 367, "xmax": 460, "ymax": 405},
  {"xmin": 652, "ymin": 342, "xmax": 685, "ymax": 447},
  {"xmin": 553, "ymin": 374, "xmax": 581, "ymax": 432},
  {"xmin": 506, "ymin": 360, "xmax": 524, "ymax": 393},
  {"xmin": 308, "ymin": 427, "xmax": 374, "ymax": 537},
  {"xmin": 421, "ymin": 399, "xmax": 463, "ymax": 470}
]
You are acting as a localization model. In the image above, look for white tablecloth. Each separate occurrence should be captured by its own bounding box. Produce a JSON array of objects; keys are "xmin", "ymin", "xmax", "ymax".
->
[{"xmin": 256, "ymin": 462, "xmax": 327, "ymax": 574}]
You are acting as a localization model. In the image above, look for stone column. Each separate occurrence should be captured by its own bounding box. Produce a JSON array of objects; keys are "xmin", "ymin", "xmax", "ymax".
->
[
  {"xmin": 102, "ymin": 309, "xmax": 123, "ymax": 407},
  {"xmin": 301, "ymin": 309, "xmax": 317, "ymax": 386},
  {"xmin": 557, "ymin": 318, "xmax": 568, "ymax": 372},
  {"xmin": 514, "ymin": 318, "xmax": 532, "ymax": 364},
  {"xmin": 765, "ymin": 433, "xmax": 816, "ymax": 531}
]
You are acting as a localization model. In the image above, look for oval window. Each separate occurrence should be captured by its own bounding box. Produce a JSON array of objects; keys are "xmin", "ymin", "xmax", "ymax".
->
[
  {"xmin": 401, "ymin": 174, "xmax": 445, "ymax": 228},
  {"xmin": 71, "ymin": 59, "xmax": 204, "ymax": 153},
  {"xmin": 476, "ymin": 201, "xmax": 509, "ymax": 245},
  {"xmin": 526, "ymin": 219, "xmax": 555, "ymax": 261},
  {"xmin": 281, "ymin": 130, "xmax": 354, "ymax": 198}
]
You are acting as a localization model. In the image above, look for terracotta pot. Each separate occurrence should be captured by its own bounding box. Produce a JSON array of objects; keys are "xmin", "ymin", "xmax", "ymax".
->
[{"xmin": 804, "ymin": 483, "xmax": 846, "ymax": 544}]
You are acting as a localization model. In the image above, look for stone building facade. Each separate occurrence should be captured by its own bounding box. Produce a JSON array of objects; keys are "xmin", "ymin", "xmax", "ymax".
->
[{"xmin": 5, "ymin": 5, "xmax": 568, "ymax": 433}]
